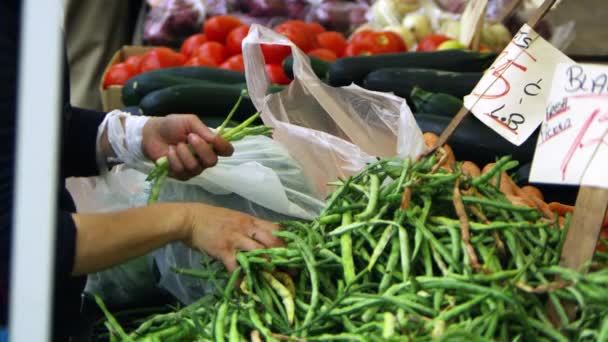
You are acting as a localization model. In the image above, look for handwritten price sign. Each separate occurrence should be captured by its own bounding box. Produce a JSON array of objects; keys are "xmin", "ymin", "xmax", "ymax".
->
[
  {"xmin": 530, "ymin": 63, "xmax": 608, "ymax": 188},
  {"xmin": 463, "ymin": 24, "xmax": 573, "ymax": 146}
]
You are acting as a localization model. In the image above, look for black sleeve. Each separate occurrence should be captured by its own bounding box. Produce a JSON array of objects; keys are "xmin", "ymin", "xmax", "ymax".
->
[{"xmin": 60, "ymin": 105, "xmax": 106, "ymax": 178}]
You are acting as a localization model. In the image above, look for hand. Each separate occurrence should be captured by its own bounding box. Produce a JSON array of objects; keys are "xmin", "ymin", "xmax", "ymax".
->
[
  {"xmin": 181, "ymin": 204, "xmax": 284, "ymax": 272},
  {"xmin": 142, "ymin": 114, "xmax": 234, "ymax": 180}
]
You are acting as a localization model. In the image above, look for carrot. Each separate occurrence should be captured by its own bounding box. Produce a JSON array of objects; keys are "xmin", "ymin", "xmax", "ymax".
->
[
  {"xmin": 423, "ymin": 132, "xmax": 439, "ymax": 148},
  {"xmin": 558, "ymin": 216, "xmax": 566, "ymax": 230},
  {"xmin": 548, "ymin": 202, "xmax": 574, "ymax": 216},
  {"xmin": 521, "ymin": 185, "xmax": 544, "ymax": 202},
  {"xmin": 481, "ymin": 163, "xmax": 514, "ymax": 196},
  {"xmin": 507, "ymin": 177, "xmax": 553, "ymax": 220},
  {"xmin": 423, "ymin": 132, "xmax": 456, "ymax": 168},
  {"xmin": 506, "ymin": 194, "xmax": 535, "ymax": 208},
  {"xmin": 461, "ymin": 161, "xmax": 481, "ymax": 177}
]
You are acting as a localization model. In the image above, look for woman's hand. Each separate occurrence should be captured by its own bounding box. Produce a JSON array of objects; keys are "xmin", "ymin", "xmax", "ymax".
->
[
  {"xmin": 181, "ymin": 204, "xmax": 284, "ymax": 272},
  {"xmin": 142, "ymin": 114, "xmax": 234, "ymax": 180}
]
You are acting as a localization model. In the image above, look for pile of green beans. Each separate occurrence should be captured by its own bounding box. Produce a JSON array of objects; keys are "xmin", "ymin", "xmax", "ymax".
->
[{"xmin": 97, "ymin": 153, "xmax": 608, "ymax": 341}]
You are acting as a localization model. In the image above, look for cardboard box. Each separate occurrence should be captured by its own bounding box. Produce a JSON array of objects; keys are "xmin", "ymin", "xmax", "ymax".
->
[{"xmin": 100, "ymin": 46, "xmax": 151, "ymax": 112}]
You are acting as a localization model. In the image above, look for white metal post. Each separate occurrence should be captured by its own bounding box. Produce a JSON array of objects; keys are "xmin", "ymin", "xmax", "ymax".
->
[{"xmin": 9, "ymin": 0, "xmax": 62, "ymax": 340}]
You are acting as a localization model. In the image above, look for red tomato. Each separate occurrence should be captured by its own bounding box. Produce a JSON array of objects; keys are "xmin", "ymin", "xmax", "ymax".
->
[
  {"xmin": 275, "ymin": 20, "xmax": 310, "ymax": 34},
  {"xmin": 180, "ymin": 34, "xmax": 208, "ymax": 56},
  {"xmin": 184, "ymin": 56, "xmax": 217, "ymax": 67},
  {"xmin": 204, "ymin": 15, "xmax": 243, "ymax": 44},
  {"xmin": 196, "ymin": 42, "xmax": 228, "ymax": 65},
  {"xmin": 316, "ymin": 31, "xmax": 347, "ymax": 57},
  {"xmin": 103, "ymin": 63, "xmax": 135, "ymax": 88},
  {"xmin": 362, "ymin": 31, "xmax": 406, "ymax": 54},
  {"xmin": 226, "ymin": 25, "xmax": 250, "ymax": 56},
  {"xmin": 220, "ymin": 54, "xmax": 245, "ymax": 72},
  {"xmin": 265, "ymin": 64, "xmax": 291, "ymax": 85},
  {"xmin": 344, "ymin": 42, "xmax": 375, "ymax": 57},
  {"xmin": 349, "ymin": 29, "xmax": 374, "ymax": 44},
  {"xmin": 124, "ymin": 55, "xmax": 143, "ymax": 74},
  {"xmin": 140, "ymin": 48, "xmax": 186, "ymax": 72},
  {"xmin": 417, "ymin": 34, "xmax": 451, "ymax": 52},
  {"xmin": 306, "ymin": 22, "xmax": 326, "ymax": 36},
  {"xmin": 308, "ymin": 48, "xmax": 338, "ymax": 62},
  {"xmin": 276, "ymin": 25, "xmax": 315, "ymax": 53},
  {"xmin": 261, "ymin": 44, "xmax": 291, "ymax": 65}
]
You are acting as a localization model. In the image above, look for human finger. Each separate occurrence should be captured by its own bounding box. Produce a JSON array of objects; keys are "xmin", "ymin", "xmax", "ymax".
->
[
  {"xmin": 176, "ymin": 142, "xmax": 203, "ymax": 175},
  {"xmin": 187, "ymin": 133, "xmax": 218, "ymax": 168}
]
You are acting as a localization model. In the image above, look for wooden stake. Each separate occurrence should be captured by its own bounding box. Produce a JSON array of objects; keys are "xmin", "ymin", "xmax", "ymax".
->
[
  {"xmin": 560, "ymin": 187, "xmax": 608, "ymax": 271},
  {"xmin": 429, "ymin": 0, "xmax": 559, "ymax": 154}
]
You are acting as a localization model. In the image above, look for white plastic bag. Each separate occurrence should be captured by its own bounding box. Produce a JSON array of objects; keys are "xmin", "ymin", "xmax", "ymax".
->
[{"xmin": 242, "ymin": 24, "xmax": 425, "ymax": 196}]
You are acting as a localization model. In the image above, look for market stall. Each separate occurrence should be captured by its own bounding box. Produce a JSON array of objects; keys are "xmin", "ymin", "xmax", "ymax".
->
[{"xmin": 10, "ymin": 0, "xmax": 606, "ymax": 340}]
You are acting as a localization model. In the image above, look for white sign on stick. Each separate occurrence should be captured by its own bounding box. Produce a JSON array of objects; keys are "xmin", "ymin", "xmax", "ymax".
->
[
  {"xmin": 463, "ymin": 24, "xmax": 573, "ymax": 146},
  {"xmin": 529, "ymin": 63, "xmax": 608, "ymax": 188}
]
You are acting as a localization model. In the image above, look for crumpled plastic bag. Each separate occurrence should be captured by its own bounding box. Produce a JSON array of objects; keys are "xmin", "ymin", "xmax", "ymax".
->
[
  {"xmin": 144, "ymin": 0, "xmax": 207, "ymax": 46},
  {"xmin": 242, "ymin": 24, "xmax": 425, "ymax": 197}
]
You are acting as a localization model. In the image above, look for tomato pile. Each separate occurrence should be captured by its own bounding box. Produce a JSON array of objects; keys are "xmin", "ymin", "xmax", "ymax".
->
[{"xmin": 103, "ymin": 14, "xmax": 417, "ymax": 88}]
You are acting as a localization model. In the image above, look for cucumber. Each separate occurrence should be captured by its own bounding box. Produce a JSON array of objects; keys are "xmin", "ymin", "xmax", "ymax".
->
[
  {"xmin": 282, "ymin": 55, "xmax": 331, "ymax": 80},
  {"xmin": 410, "ymin": 87, "xmax": 463, "ymax": 117},
  {"xmin": 414, "ymin": 113, "xmax": 537, "ymax": 166},
  {"xmin": 139, "ymin": 83, "xmax": 256, "ymax": 120},
  {"xmin": 139, "ymin": 83, "xmax": 285, "ymax": 120},
  {"xmin": 122, "ymin": 67, "xmax": 246, "ymax": 106},
  {"xmin": 329, "ymin": 50, "xmax": 496, "ymax": 86},
  {"xmin": 362, "ymin": 68, "xmax": 481, "ymax": 103}
]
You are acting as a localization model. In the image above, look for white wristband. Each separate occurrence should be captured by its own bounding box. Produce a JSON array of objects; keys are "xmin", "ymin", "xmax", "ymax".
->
[{"xmin": 96, "ymin": 110, "xmax": 150, "ymax": 174}]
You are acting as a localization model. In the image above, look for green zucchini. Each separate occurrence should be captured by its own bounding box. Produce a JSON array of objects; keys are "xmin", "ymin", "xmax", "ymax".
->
[
  {"xmin": 362, "ymin": 68, "xmax": 481, "ymax": 103},
  {"xmin": 139, "ymin": 83, "xmax": 255, "ymax": 120},
  {"xmin": 414, "ymin": 113, "xmax": 537, "ymax": 166},
  {"xmin": 122, "ymin": 66, "xmax": 246, "ymax": 106},
  {"xmin": 139, "ymin": 82, "xmax": 285, "ymax": 119},
  {"xmin": 410, "ymin": 87, "xmax": 463, "ymax": 117},
  {"xmin": 282, "ymin": 55, "xmax": 331, "ymax": 80},
  {"xmin": 328, "ymin": 50, "xmax": 496, "ymax": 86}
]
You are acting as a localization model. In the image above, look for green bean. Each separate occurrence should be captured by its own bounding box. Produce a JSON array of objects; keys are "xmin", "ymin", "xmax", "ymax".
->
[
  {"xmin": 275, "ymin": 231, "xmax": 318, "ymax": 337},
  {"xmin": 436, "ymin": 294, "xmax": 489, "ymax": 321},
  {"xmin": 368, "ymin": 225, "xmax": 395, "ymax": 271},
  {"xmin": 261, "ymin": 271, "xmax": 295, "ymax": 326},
  {"xmin": 422, "ymin": 241, "xmax": 433, "ymax": 277},
  {"xmin": 214, "ymin": 301, "xmax": 229, "ymax": 342},
  {"xmin": 353, "ymin": 294, "xmax": 434, "ymax": 317},
  {"xmin": 94, "ymin": 295, "xmax": 134, "ymax": 341},
  {"xmin": 248, "ymin": 307, "xmax": 278, "ymax": 342},
  {"xmin": 398, "ymin": 226, "xmax": 411, "ymax": 283},
  {"xmin": 382, "ymin": 312, "xmax": 396, "ymax": 338},
  {"xmin": 228, "ymin": 312, "xmax": 239, "ymax": 342},
  {"xmin": 318, "ymin": 214, "xmax": 342, "ymax": 225},
  {"xmin": 471, "ymin": 156, "xmax": 516, "ymax": 187},
  {"xmin": 526, "ymin": 317, "xmax": 569, "ymax": 342},
  {"xmin": 307, "ymin": 333, "xmax": 369, "ymax": 341},
  {"xmin": 355, "ymin": 174, "xmax": 380, "ymax": 220},
  {"xmin": 340, "ymin": 210, "xmax": 356, "ymax": 284},
  {"xmin": 597, "ymin": 315, "xmax": 608, "ymax": 342},
  {"xmin": 379, "ymin": 238, "xmax": 401, "ymax": 293}
]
